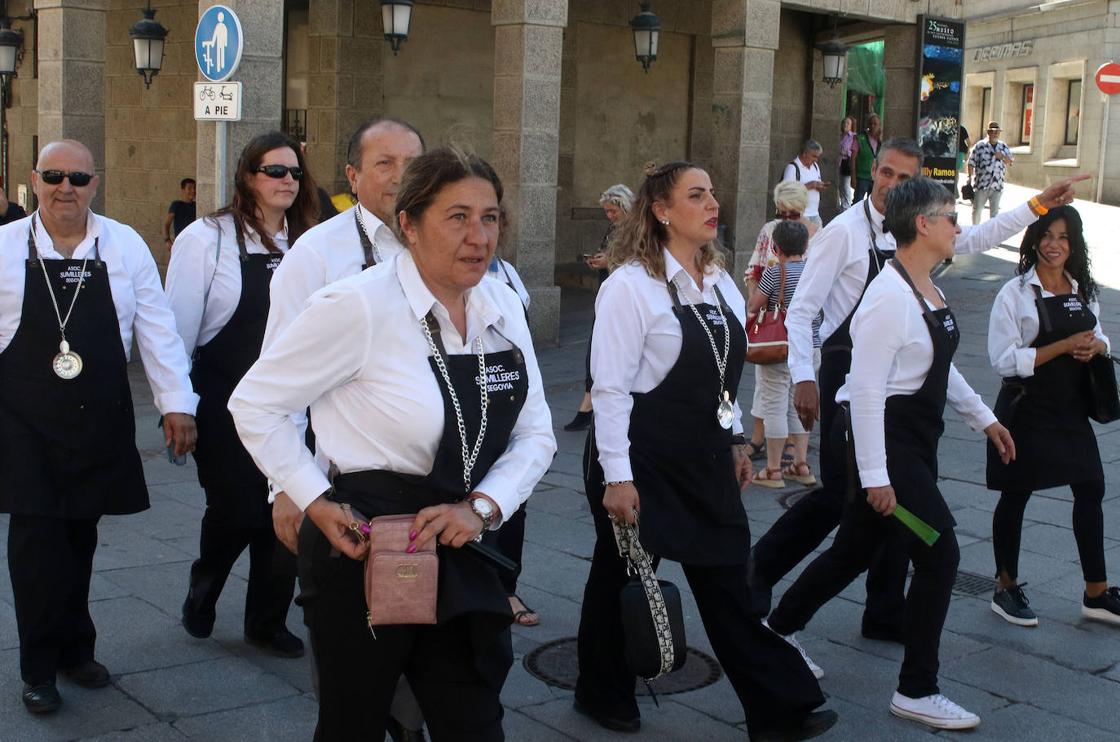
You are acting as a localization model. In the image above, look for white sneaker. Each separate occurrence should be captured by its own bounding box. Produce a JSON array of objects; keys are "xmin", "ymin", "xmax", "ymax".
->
[
  {"xmin": 890, "ymin": 691, "xmax": 981, "ymax": 730},
  {"xmin": 763, "ymin": 620, "xmax": 824, "ymax": 679}
]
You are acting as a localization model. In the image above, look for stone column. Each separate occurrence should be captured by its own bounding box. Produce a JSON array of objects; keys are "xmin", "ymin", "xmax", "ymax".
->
[
  {"xmin": 709, "ymin": 0, "xmax": 781, "ymax": 278},
  {"xmin": 883, "ymin": 25, "xmax": 919, "ymax": 141},
  {"xmin": 809, "ymin": 47, "xmax": 846, "ymax": 223},
  {"xmin": 35, "ymin": 0, "xmax": 107, "ymax": 211},
  {"xmin": 491, "ymin": 0, "xmax": 567, "ymax": 346},
  {"xmin": 195, "ymin": 0, "xmax": 284, "ymax": 211},
  {"xmin": 306, "ymin": 0, "xmax": 382, "ymax": 196}
]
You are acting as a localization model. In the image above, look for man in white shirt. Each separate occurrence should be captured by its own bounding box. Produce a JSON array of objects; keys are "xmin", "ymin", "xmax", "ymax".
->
[
  {"xmin": 749, "ymin": 136, "xmax": 1087, "ymax": 646},
  {"xmin": 782, "ymin": 140, "xmax": 829, "ymax": 229},
  {"xmin": 0, "ymin": 140, "xmax": 197, "ymax": 713}
]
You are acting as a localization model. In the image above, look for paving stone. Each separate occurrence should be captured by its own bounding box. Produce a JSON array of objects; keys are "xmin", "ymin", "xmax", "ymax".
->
[
  {"xmin": 964, "ymin": 701, "xmax": 1120, "ymax": 742},
  {"xmin": 171, "ymin": 694, "xmax": 317, "ymax": 741},
  {"xmin": 80, "ymin": 722, "xmax": 190, "ymax": 741},
  {"xmin": 88, "ymin": 596, "xmax": 229, "ymax": 676},
  {"xmin": 519, "ymin": 695, "xmax": 744, "ymax": 741}
]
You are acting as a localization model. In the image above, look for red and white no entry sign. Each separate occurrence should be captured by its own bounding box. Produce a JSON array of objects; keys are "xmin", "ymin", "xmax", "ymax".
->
[{"xmin": 1096, "ymin": 62, "xmax": 1120, "ymax": 95}]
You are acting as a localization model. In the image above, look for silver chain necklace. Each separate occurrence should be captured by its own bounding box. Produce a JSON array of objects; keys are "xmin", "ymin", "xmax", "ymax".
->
[
  {"xmin": 682, "ymin": 279, "xmax": 733, "ymax": 429},
  {"xmin": 33, "ymin": 221, "xmax": 90, "ymax": 380},
  {"xmin": 421, "ymin": 316, "xmax": 489, "ymax": 493},
  {"xmin": 355, "ymin": 206, "xmax": 385, "ymax": 264}
]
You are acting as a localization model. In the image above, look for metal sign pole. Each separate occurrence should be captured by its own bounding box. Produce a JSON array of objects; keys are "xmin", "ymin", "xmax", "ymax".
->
[
  {"xmin": 1097, "ymin": 92, "xmax": 1109, "ymax": 204},
  {"xmin": 215, "ymin": 120, "xmax": 228, "ymax": 209}
]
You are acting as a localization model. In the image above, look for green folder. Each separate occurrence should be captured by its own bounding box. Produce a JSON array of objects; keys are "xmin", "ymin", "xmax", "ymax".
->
[{"xmin": 893, "ymin": 504, "xmax": 940, "ymax": 546}]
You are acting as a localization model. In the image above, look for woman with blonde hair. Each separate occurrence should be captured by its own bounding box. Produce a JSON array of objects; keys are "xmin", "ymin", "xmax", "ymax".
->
[{"xmin": 574, "ymin": 160, "xmax": 836, "ymax": 740}]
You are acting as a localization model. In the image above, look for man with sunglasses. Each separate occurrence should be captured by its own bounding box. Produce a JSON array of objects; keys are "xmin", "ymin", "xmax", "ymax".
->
[
  {"xmin": 0, "ymin": 139, "xmax": 198, "ymax": 714},
  {"xmin": 261, "ymin": 117, "xmax": 428, "ymax": 742},
  {"xmin": 746, "ymin": 136, "xmax": 1087, "ymax": 671}
]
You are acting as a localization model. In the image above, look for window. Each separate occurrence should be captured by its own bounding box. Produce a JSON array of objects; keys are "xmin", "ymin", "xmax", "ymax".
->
[
  {"xmin": 981, "ymin": 87, "xmax": 993, "ymax": 131},
  {"xmin": 1065, "ymin": 79, "xmax": 1082, "ymax": 146},
  {"xmin": 1019, "ymin": 84, "xmax": 1034, "ymax": 145}
]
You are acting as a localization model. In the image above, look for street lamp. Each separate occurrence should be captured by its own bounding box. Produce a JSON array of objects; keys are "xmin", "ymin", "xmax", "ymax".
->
[
  {"xmin": 129, "ymin": 1, "xmax": 168, "ymax": 89},
  {"xmin": 380, "ymin": 0, "xmax": 413, "ymax": 55},
  {"xmin": 0, "ymin": 18, "xmax": 20, "ymax": 79},
  {"xmin": 630, "ymin": 1, "xmax": 661, "ymax": 73},
  {"xmin": 817, "ymin": 16, "xmax": 847, "ymax": 88}
]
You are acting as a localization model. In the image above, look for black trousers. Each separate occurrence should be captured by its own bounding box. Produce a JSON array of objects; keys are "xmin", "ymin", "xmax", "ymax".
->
[
  {"xmin": 300, "ymin": 523, "xmax": 507, "ymax": 742},
  {"xmin": 993, "ymin": 479, "xmax": 1107, "ymax": 583},
  {"xmin": 575, "ymin": 485, "xmax": 824, "ymax": 733},
  {"xmin": 186, "ymin": 485, "xmax": 296, "ymax": 634},
  {"xmin": 492, "ymin": 504, "xmax": 526, "ymax": 595},
  {"xmin": 768, "ymin": 493, "xmax": 960, "ymax": 699},
  {"xmin": 8, "ymin": 515, "xmax": 99, "ymax": 684},
  {"xmin": 749, "ymin": 354, "xmax": 909, "ymax": 633}
]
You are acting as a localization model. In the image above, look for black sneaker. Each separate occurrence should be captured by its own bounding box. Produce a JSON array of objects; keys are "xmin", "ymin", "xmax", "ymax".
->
[
  {"xmin": 991, "ymin": 584, "xmax": 1038, "ymax": 627},
  {"xmin": 1082, "ymin": 586, "xmax": 1120, "ymax": 626},
  {"xmin": 244, "ymin": 626, "xmax": 305, "ymax": 658}
]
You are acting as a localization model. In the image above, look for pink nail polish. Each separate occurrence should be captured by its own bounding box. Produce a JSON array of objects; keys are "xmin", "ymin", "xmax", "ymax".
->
[
  {"xmin": 409, "ymin": 531, "xmax": 417, "ymax": 540},
  {"xmin": 406, "ymin": 544, "xmax": 416, "ymax": 554}
]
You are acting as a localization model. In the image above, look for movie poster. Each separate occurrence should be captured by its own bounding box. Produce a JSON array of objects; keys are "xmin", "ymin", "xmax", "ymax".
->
[{"xmin": 917, "ymin": 17, "xmax": 965, "ymax": 191}]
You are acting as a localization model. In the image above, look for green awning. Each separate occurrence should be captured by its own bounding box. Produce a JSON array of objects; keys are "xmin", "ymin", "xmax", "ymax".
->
[{"xmin": 845, "ymin": 40, "xmax": 885, "ymax": 119}]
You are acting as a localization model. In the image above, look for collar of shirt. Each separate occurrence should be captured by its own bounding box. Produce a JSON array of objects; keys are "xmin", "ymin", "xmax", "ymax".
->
[
  {"xmin": 396, "ymin": 249, "xmax": 502, "ymax": 346},
  {"xmin": 31, "ymin": 209, "xmax": 103, "ymax": 259},
  {"xmin": 356, "ymin": 202, "xmax": 396, "ymax": 243},
  {"xmin": 242, "ymin": 215, "xmax": 288, "ymax": 243},
  {"xmin": 1022, "ymin": 265, "xmax": 1079, "ymax": 295},
  {"xmin": 664, "ymin": 248, "xmax": 721, "ymax": 303}
]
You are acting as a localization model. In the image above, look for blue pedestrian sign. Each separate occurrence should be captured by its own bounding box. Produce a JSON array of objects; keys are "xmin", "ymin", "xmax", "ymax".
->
[{"xmin": 195, "ymin": 5, "xmax": 243, "ymax": 82}]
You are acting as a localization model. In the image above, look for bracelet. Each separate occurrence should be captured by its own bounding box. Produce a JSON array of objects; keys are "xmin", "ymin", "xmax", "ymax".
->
[
  {"xmin": 730, "ymin": 434, "xmax": 747, "ymax": 446},
  {"xmin": 604, "ymin": 480, "xmax": 634, "ymax": 487},
  {"xmin": 1028, "ymin": 196, "xmax": 1048, "ymax": 217}
]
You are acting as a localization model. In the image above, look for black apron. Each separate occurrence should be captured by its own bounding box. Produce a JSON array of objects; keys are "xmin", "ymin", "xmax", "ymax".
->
[
  {"xmin": 326, "ymin": 315, "xmax": 529, "ymax": 685},
  {"xmin": 591, "ymin": 282, "xmax": 749, "ymax": 565},
  {"xmin": 190, "ymin": 224, "xmax": 283, "ymax": 522},
  {"xmin": 874, "ymin": 262, "xmax": 960, "ymax": 534},
  {"xmin": 986, "ymin": 285, "xmax": 1102, "ymax": 491},
  {"xmin": 0, "ymin": 221, "xmax": 147, "ymax": 517}
]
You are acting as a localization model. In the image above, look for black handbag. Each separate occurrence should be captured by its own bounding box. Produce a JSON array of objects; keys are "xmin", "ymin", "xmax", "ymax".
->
[
  {"xmin": 1086, "ymin": 354, "xmax": 1120, "ymax": 424},
  {"xmin": 961, "ymin": 182, "xmax": 975, "ymax": 201},
  {"xmin": 613, "ymin": 521, "xmax": 686, "ymax": 680}
]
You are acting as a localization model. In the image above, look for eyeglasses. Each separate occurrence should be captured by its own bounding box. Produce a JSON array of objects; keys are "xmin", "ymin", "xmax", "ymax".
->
[
  {"xmin": 926, "ymin": 210, "xmax": 959, "ymax": 226},
  {"xmin": 36, "ymin": 170, "xmax": 95, "ymax": 187},
  {"xmin": 777, "ymin": 211, "xmax": 802, "ymax": 220},
  {"xmin": 255, "ymin": 165, "xmax": 304, "ymax": 180}
]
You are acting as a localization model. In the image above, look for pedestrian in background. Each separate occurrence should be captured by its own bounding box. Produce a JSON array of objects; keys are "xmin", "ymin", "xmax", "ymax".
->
[
  {"xmin": 838, "ymin": 116, "xmax": 856, "ymax": 211},
  {"xmin": 967, "ymin": 121, "xmax": 1013, "ymax": 224},
  {"xmin": 850, "ymin": 114, "xmax": 881, "ymax": 203},
  {"xmin": 0, "ymin": 185, "xmax": 27, "ymax": 226},
  {"xmin": 166, "ymin": 131, "xmax": 318, "ymax": 659},
  {"xmin": 782, "ymin": 140, "xmax": 828, "ymax": 230},
  {"xmin": 986, "ymin": 205, "xmax": 1120, "ymax": 628},
  {"xmin": 163, "ymin": 177, "xmax": 196, "ymax": 250}
]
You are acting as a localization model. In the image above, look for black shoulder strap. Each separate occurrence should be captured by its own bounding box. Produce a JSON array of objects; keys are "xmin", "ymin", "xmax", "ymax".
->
[
  {"xmin": 422, "ymin": 311, "xmax": 449, "ymax": 359},
  {"xmin": 890, "ymin": 259, "xmax": 940, "ymax": 332},
  {"xmin": 1029, "ymin": 284, "xmax": 1053, "ymax": 334},
  {"xmin": 27, "ymin": 215, "xmax": 101, "ymax": 267},
  {"xmin": 666, "ymin": 279, "xmax": 684, "ymax": 309},
  {"xmin": 232, "ymin": 217, "xmax": 249, "ymax": 262},
  {"xmin": 354, "ymin": 208, "xmax": 375, "ymax": 267},
  {"xmin": 791, "ymin": 160, "xmax": 801, "ymax": 181}
]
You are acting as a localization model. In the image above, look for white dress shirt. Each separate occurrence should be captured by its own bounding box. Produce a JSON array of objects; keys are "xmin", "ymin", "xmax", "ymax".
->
[
  {"xmin": 787, "ymin": 199, "xmax": 1038, "ymax": 385},
  {"xmin": 228, "ymin": 249, "xmax": 557, "ymax": 519},
  {"xmin": 782, "ymin": 158, "xmax": 822, "ymax": 218},
  {"xmin": 988, "ymin": 267, "xmax": 1110, "ymax": 378},
  {"xmin": 263, "ymin": 204, "xmax": 404, "ymax": 352},
  {"xmin": 836, "ymin": 266, "xmax": 996, "ymax": 488},
  {"xmin": 592, "ymin": 250, "xmax": 748, "ymax": 483},
  {"xmin": 165, "ymin": 213, "xmax": 288, "ymax": 357},
  {"xmin": 489, "ymin": 258, "xmax": 531, "ymax": 310},
  {"xmin": 0, "ymin": 211, "xmax": 197, "ymax": 415}
]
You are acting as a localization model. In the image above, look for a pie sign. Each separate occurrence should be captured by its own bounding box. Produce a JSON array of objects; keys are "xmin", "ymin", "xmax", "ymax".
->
[{"xmin": 1095, "ymin": 62, "xmax": 1120, "ymax": 95}]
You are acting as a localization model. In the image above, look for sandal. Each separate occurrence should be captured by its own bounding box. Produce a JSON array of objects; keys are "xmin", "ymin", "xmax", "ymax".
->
[
  {"xmin": 782, "ymin": 461, "xmax": 817, "ymax": 486},
  {"xmin": 745, "ymin": 440, "xmax": 767, "ymax": 460},
  {"xmin": 780, "ymin": 442, "xmax": 795, "ymax": 468},
  {"xmin": 752, "ymin": 467, "xmax": 786, "ymax": 489},
  {"xmin": 509, "ymin": 595, "xmax": 539, "ymax": 627}
]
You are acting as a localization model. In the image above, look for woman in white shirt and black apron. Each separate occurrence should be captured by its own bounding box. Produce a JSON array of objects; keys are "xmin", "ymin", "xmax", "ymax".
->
[
  {"xmin": 986, "ymin": 205, "xmax": 1120, "ymax": 627},
  {"xmin": 765, "ymin": 177, "xmax": 1016, "ymax": 731},
  {"xmin": 166, "ymin": 132, "xmax": 319, "ymax": 657},
  {"xmin": 574, "ymin": 161, "xmax": 835, "ymax": 741},
  {"xmin": 228, "ymin": 147, "xmax": 556, "ymax": 741}
]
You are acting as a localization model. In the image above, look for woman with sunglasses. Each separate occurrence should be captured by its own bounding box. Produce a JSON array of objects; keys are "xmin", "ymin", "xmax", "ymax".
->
[
  {"xmin": 165, "ymin": 131, "xmax": 318, "ymax": 657},
  {"xmin": 742, "ymin": 180, "xmax": 818, "ymax": 460},
  {"xmin": 986, "ymin": 206, "xmax": 1120, "ymax": 628}
]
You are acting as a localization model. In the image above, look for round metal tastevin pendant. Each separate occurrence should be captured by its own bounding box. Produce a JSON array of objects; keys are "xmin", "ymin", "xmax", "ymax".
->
[
  {"xmin": 53, "ymin": 340, "xmax": 83, "ymax": 380},
  {"xmin": 716, "ymin": 398, "xmax": 734, "ymax": 430}
]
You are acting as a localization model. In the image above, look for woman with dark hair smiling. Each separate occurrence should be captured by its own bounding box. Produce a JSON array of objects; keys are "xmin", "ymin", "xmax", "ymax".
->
[
  {"xmin": 574, "ymin": 160, "xmax": 835, "ymax": 741},
  {"xmin": 986, "ymin": 205, "xmax": 1118, "ymax": 628},
  {"xmin": 166, "ymin": 131, "xmax": 317, "ymax": 657},
  {"xmin": 228, "ymin": 146, "xmax": 555, "ymax": 740}
]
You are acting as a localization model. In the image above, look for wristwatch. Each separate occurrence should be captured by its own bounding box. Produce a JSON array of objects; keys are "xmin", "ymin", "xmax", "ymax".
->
[{"xmin": 467, "ymin": 495, "xmax": 497, "ymax": 530}]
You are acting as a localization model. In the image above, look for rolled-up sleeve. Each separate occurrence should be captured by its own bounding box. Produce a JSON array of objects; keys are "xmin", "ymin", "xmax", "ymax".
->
[
  {"xmin": 955, "ymin": 202, "xmax": 1034, "ymax": 256},
  {"xmin": 475, "ymin": 314, "xmax": 557, "ymax": 526},
  {"xmin": 787, "ymin": 226, "xmax": 848, "ymax": 384},
  {"xmin": 229, "ymin": 287, "xmax": 370, "ymax": 510},
  {"xmin": 947, "ymin": 363, "xmax": 997, "ymax": 431},
  {"xmin": 987, "ymin": 282, "xmax": 1037, "ymax": 378}
]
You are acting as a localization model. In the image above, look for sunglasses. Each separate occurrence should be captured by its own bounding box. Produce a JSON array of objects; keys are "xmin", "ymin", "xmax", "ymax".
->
[
  {"xmin": 777, "ymin": 211, "xmax": 802, "ymax": 220},
  {"xmin": 926, "ymin": 210, "xmax": 959, "ymax": 226},
  {"xmin": 36, "ymin": 170, "xmax": 95, "ymax": 187},
  {"xmin": 255, "ymin": 165, "xmax": 304, "ymax": 180}
]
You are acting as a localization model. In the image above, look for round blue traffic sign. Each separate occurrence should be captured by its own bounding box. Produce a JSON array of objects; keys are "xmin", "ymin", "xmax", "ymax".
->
[{"xmin": 194, "ymin": 5, "xmax": 243, "ymax": 82}]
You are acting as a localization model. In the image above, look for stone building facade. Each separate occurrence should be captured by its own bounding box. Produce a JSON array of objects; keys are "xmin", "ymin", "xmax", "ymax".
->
[
  {"xmin": 963, "ymin": 0, "xmax": 1117, "ymax": 203},
  {"xmin": 1, "ymin": 0, "xmax": 959, "ymax": 343}
]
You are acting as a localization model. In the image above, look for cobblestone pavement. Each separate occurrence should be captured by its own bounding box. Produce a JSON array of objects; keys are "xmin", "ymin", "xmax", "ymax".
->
[{"xmin": 2, "ymin": 184, "xmax": 1118, "ymax": 740}]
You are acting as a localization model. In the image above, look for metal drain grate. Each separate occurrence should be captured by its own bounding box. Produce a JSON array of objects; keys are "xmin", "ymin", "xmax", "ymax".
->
[
  {"xmin": 523, "ymin": 637, "xmax": 722, "ymax": 695},
  {"xmin": 908, "ymin": 568, "xmax": 996, "ymax": 597}
]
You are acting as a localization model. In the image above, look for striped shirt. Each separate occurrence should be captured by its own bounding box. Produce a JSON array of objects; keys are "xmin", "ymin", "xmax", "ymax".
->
[{"xmin": 758, "ymin": 259, "xmax": 821, "ymax": 347}]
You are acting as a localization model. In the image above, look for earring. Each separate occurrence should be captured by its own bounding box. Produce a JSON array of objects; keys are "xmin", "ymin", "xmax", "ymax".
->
[{"xmin": 660, "ymin": 219, "xmax": 670, "ymax": 226}]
